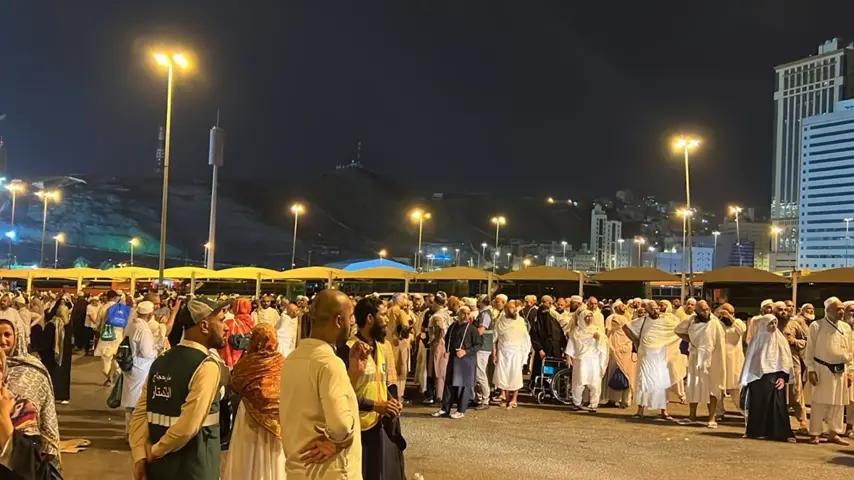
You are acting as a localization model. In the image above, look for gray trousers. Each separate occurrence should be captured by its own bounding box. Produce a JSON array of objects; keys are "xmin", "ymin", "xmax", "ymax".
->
[{"xmin": 475, "ymin": 351, "xmax": 491, "ymax": 404}]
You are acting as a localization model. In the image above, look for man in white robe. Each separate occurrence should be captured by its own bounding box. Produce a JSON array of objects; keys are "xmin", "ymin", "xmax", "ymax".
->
[
  {"xmin": 746, "ymin": 299, "xmax": 775, "ymax": 344},
  {"xmin": 675, "ymin": 300, "xmax": 726, "ymax": 428},
  {"xmin": 251, "ymin": 294, "xmax": 280, "ymax": 326},
  {"xmin": 493, "ymin": 300, "xmax": 531, "ymax": 408},
  {"xmin": 805, "ymin": 296, "xmax": 853, "ymax": 445},
  {"xmin": 566, "ymin": 309, "xmax": 608, "ymax": 412},
  {"xmin": 714, "ymin": 302, "xmax": 745, "ymax": 419},
  {"xmin": 623, "ymin": 299, "xmax": 682, "ymax": 420},
  {"xmin": 674, "ymin": 298, "xmax": 695, "ymax": 321},
  {"xmin": 276, "ymin": 303, "xmax": 300, "ymax": 358}
]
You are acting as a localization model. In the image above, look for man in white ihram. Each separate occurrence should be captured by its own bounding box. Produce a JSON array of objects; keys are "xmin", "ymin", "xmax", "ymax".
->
[
  {"xmin": 623, "ymin": 299, "xmax": 681, "ymax": 420},
  {"xmin": 565, "ymin": 310, "xmax": 608, "ymax": 412},
  {"xmin": 805, "ymin": 296, "xmax": 853, "ymax": 445},
  {"xmin": 674, "ymin": 299, "xmax": 726, "ymax": 428}
]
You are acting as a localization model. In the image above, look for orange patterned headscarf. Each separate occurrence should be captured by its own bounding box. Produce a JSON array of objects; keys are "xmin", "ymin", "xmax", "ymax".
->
[{"xmin": 230, "ymin": 323, "xmax": 284, "ymax": 438}]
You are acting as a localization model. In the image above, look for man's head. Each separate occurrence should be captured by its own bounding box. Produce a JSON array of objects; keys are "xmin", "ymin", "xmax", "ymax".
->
[
  {"xmin": 310, "ymin": 289, "xmax": 355, "ymax": 345},
  {"xmin": 286, "ymin": 303, "xmax": 300, "ymax": 318},
  {"xmin": 433, "ymin": 292, "xmax": 448, "ymax": 311},
  {"xmin": 448, "ymin": 296, "xmax": 461, "ymax": 313},
  {"xmin": 613, "ymin": 300, "xmax": 626, "ymax": 315},
  {"xmin": 355, "ymin": 296, "xmax": 387, "ymax": 343},
  {"xmin": 540, "ymin": 295, "xmax": 554, "ymax": 308},
  {"xmin": 260, "ymin": 294, "xmax": 272, "ymax": 309},
  {"xmin": 582, "ymin": 310, "xmax": 594, "ymax": 326},
  {"xmin": 717, "ymin": 302, "xmax": 735, "ymax": 318},
  {"xmin": 0, "ymin": 294, "xmax": 11, "ymax": 310},
  {"xmin": 586, "ymin": 297, "xmax": 599, "ymax": 311},
  {"xmin": 800, "ymin": 303, "xmax": 815, "ymax": 321},
  {"xmin": 760, "ymin": 299, "xmax": 774, "ymax": 315},
  {"xmin": 458, "ymin": 306, "xmax": 473, "ymax": 323},
  {"xmin": 392, "ymin": 293, "xmax": 408, "ymax": 307},
  {"xmin": 504, "ymin": 299, "xmax": 520, "ymax": 318},
  {"xmin": 844, "ymin": 302, "xmax": 854, "ymax": 323},
  {"xmin": 478, "ymin": 294, "xmax": 490, "ymax": 310},
  {"xmin": 556, "ymin": 297, "xmax": 567, "ymax": 312},
  {"xmin": 773, "ymin": 301, "xmax": 789, "ymax": 323},
  {"xmin": 695, "ymin": 300, "xmax": 711, "ymax": 321},
  {"xmin": 145, "ymin": 292, "xmax": 162, "ymax": 310},
  {"xmin": 13, "ymin": 295, "xmax": 26, "ymax": 309},
  {"xmin": 106, "ymin": 290, "xmax": 119, "ymax": 302},
  {"xmin": 644, "ymin": 300, "xmax": 660, "ymax": 319},
  {"xmin": 413, "ymin": 294, "xmax": 425, "ymax": 309},
  {"xmin": 684, "ymin": 298, "xmax": 697, "ymax": 315},
  {"xmin": 137, "ymin": 300, "xmax": 155, "ymax": 321},
  {"xmin": 784, "ymin": 300, "xmax": 795, "ymax": 318},
  {"xmin": 182, "ymin": 297, "xmax": 229, "ymax": 349},
  {"xmin": 493, "ymin": 294, "xmax": 508, "ymax": 311},
  {"xmin": 825, "ymin": 297, "xmax": 845, "ymax": 322},
  {"xmin": 524, "ymin": 295, "xmax": 537, "ymax": 308},
  {"xmin": 569, "ymin": 295, "xmax": 583, "ymax": 312},
  {"xmin": 672, "ymin": 298, "xmax": 682, "ymax": 309}
]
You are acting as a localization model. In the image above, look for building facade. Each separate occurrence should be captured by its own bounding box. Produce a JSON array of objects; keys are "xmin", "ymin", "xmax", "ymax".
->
[
  {"xmin": 648, "ymin": 247, "xmax": 714, "ymax": 274},
  {"xmin": 771, "ymin": 38, "xmax": 854, "ymax": 270},
  {"xmin": 798, "ymin": 99, "xmax": 854, "ymax": 270},
  {"xmin": 590, "ymin": 204, "xmax": 622, "ymax": 271}
]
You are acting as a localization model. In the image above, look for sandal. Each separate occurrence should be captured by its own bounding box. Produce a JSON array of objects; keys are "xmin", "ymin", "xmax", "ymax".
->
[
  {"xmin": 706, "ymin": 421, "xmax": 719, "ymax": 429},
  {"xmin": 808, "ymin": 437, "xmax": 821, "ymax": 445},
  {"xmin": 831, "ymin": 435, "xmax": 850, "ymax": 446},
  {"xmin": 786, "ymin": 437, "xmax": 798, "ymax": 444},
  {"xmin": 509, "ymin": 402, "xmax": 518, "ymax": 409},
  {"xmin": 631, "ymin": 414, "xmax": 643, "ymax": 419}
]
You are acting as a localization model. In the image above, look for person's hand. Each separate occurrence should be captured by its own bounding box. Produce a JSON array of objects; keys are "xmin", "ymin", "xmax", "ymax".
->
[
  {"xmin": 455, "ymin": 349, "xmax": 465, "ymax": 358},
  {"xmin": 565, "ymin": 356, "xmax": 573, "ymax": 368},
  {"xmin": 170, "ymin": 299, "xmax": 182, "ymax": 315},
  {"xmin": 348, "ymin": 342, "xmax": 371, "ymax": 375},
  {"xmin": 593, "ymin": 332, "xmax": 600, "ymax": 341},
  {"xmin": 775, "ymin": 378, "xmax": 785, "ymax": 390},
  {"xmin": 374, "ymin": 399, "xmax": 402, "ymax": 417},
  {"xmin": 443, "ymin": 351, "xmax": 449, "ymax": 359},
  {"xmin": 299, "ymin": 430, "xmax": 338, "ymax": 465},
  {"xmin": 808, "ymin": 371, "xmax": 818, "ymax": 387},
  {"xmin": 848, "ymin": 374, "xmax": 853, "ymax": 388},
  {"xmin": 0, "ymin": 388, "xmax": 14, "ymax": 419},
  {"xmin": 539, "ymin": 350, "xmax": 546, "ymax": 360},
  {"xmin": 133, "ymin": 460, "xmax": 147, "ymax": 480}
]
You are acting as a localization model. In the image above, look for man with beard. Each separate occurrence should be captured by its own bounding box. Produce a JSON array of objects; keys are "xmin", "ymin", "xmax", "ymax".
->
[
  {"xmin": 520, "ymin": 295, "xmax": 537, "ymax": 331},
  {"xmin": 387, "ymin": 293, "xmax": 413, "ymax": 404},
  {"xmin": 805, "ymin": 297, "xmax": 853, "ymax": 445},
  {"xmin": 798, "ymin": 303, "xmax": 816, "ymax": 328},
  {"xmin": 251, "ymin": 294, "xmax": 280, "ymax": 326},
  {"xmin": 782, "ymin": 301, "xmax": 810, "ymax": 431},
  {"xmin": 278, "ymin": 290, "xmax": 362, "ymax": 480},
  {"xmin": 784, "ymin": 300, "xmax": 796, "ymax": 322},
  {"xmin": 741, "ymin": 302, "xmax": 797, "ymax": 443},
  {"xmin": 130, "ymin": 298, "xmax": 230, "ymax": 479},
  {"xmin": 623, "ymin": 299, "xmax": 682, "ymax": 421},
  {"xmin": 473, "ymin": 295, "xmax": 495, "ymax": 410},
  {"xmin": 675, "ymin": 297, "xmax": 696, "ymax": 321},
  {"xmin": 715, "ymin": 303, "xmax": 746, "ymax": 420},
  {"xmin": 427, "ymin": 292, "xmax": 452, "ymax": 405},
  {"xmin": 530, "ymin": 296, "xmax": 566, "ymax": 390},
  {"xmin": 414, "ymin": 294, "xmax": 434, "ymax": 401},
  {"xmin": 675, "ymin": 300, "xmax": 726, "ymax": 428},
  {"xmin": 432, "ymin": 305, "xmax": 481, "ymax": 419},
  {"xmin": 671, "ymin": 298, "xmax": 682, "ymax": 312},
  {"xmin": 493, "ymin": 300, "xmax": 530, "ymax": 409},
  {"xmin": 338, "ymin": 297, "xmax": 406, "ymax": 480}
]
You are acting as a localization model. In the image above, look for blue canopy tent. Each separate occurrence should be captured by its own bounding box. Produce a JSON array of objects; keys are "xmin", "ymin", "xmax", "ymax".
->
[{"xmin": 327, "ymin": 259, "xmax": 416, "ymax": 272}]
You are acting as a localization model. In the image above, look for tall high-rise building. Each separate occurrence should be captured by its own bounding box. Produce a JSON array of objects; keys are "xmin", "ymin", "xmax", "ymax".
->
[
  {"xmin": 590, "ymin": 204, "xmax": 622, "ymax": 271},
  {"xmin": 798, "ymin": 99, "xmax": 854, "ymax": 270},
  {"xmin": 771, "ymin": 38, "xmax": 854, "ymax": 271}
]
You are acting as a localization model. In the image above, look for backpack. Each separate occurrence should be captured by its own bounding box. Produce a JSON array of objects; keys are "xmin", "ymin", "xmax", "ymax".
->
[
  {"xmin": 116, "ymin": 336, "xmax": 133, "ymax": 372},
  {"xmin": 100, "ymin": 324, "xmax": 116, "ymax": 342},
  {"xmin": 106, "ymin": 303, "xmax": 131, "ymax": 328}
]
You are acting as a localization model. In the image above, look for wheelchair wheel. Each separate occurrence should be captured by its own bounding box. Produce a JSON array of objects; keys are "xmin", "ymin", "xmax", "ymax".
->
[
  {"xmin": 535, "ymin": 391, "xmax": 545, "ymax": 404},
  {"xmin": 550, "ymin": 367, "xmax": 574, "ymax": 405}
]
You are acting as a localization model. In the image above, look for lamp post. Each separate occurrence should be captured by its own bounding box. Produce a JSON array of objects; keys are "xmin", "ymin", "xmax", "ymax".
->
[
  {"xmin": 491, "ymin": 216, "xmax": 507, "ymax": 273},
  {"xmin": 35, "ymin": 190, "xmax": 60, "ymax": 267},
  {"xmin": 506, "ymin": 251, "xmax": 512, "ymax": 269},
  {"xmin": 455, "ymin": 248, "xmax": 460, "ymax": 265},
  {"xmin": 410, "ymin": 209, "xmax": 431, "ymax": 270},
  {"xmin": 648, "ymin": 246, "xmax": 657, "ymax": 269},
  {"xmin": 203, "ymin": 242, "xmax": 211, "ymax": 267},
  {"xmin": 441, "ymin": 247, "xmax": 448, "ymax": 267},
  {"xmin": 129, "ymin": 237, "xmax": 139, "ymax": 266},
  {"xmin": 729, "ymin": 205, "xmax": 743, "ymax": 266},
  {"xmin": 523, "ymin": 258, "xmax": 532, "ymax": 268},
  {"xmin": 677, "ymin": 208, "xmax": 692, "ymax": 302},
  {"xmin": 379, "ymin": 249, "xmax": 387, "ymax": 264},
  {"xmin": 674, "ymin": 136, "xmax": 701, "ymax": 285},
  {"xmin": 289, "ymin": 203, "xmax": 305, "ymax": 268},
  {"xmin": 617, "ymin": 238, "xmax": 625, "ymax": 268},
  {"xmin": 5, "ymin": 182, "xmax": 24, "ymax": 262},
  {"xmin": 480, "ymin": 242, "xmax": 487, "ymax": 269},
  {"xmin": 712, "ymin": 231, "xmax": 720, "ymax": 268},
  {"xmin": 561, "ymin": 240, "xmax": 568, "ymax": 269},
  {"xmin": 844, "ymin": 218, "xmax": 853, "ymax": 267},
  {"xmin": 153, "ymin": 51, "xmax": 190, "ymax": 287},
  {"xmin": 53, "ymin": 233, "xmax": 65, "ymax": 269},
  {"xmin": 634, "ymin": 237, "xmax": 645, "ymax": 267}
]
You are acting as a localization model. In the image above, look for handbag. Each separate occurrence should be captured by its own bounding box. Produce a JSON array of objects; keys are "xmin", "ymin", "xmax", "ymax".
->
[
  {"xmin": 229, "ymin": 333, "xmax": 251, "ymax": 351},
  {"xmin": 608, "ymin": 368, "xmax": 630, "ymax": 390},
  {"xmin": 100, "ymin": 324, "xmax": 116, "ymax": 342},
  {"xmin": 106, "ymin": 374, "xmax": 123, "ymax": 409},
  {"xmin": 116, "ymin": 336, "xmax": 134, "ymax": 372},
  {"xmin": 738, "ymin": 386, "xmax": 749, "ymax": 411}
]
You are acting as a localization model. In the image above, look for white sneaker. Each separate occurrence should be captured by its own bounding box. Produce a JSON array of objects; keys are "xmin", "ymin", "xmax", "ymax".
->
[
  {"xmin": 431, "ymin": 410, "xmax": 448, "ymax": 417},
  {"xmin": 59, "ymin": 400, "xmax": 69, "ymax": 405},
  {"xmin": 450, "ymin": 411, "xmax": 465, "ymax": 419}
]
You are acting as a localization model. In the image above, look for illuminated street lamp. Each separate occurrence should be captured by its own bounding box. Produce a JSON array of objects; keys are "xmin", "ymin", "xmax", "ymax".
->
[
  {"xmin": 152, "ymin": 50, "xmax": 191, "ymax": 285},
  {"xmin": 673, "ymin": 136, "xmax": 701, "ymax": 288},
  {"xmin": 523, "ymin": 258, "xmax": 532, "ymax": 268},
  {"xmin": 634, "ymin": 237, "xmax": 646, "ymax": 267},
  {"xmin": 410, "ymin": 209, "xmax": 431, "ymax": 270},
  {"xmin": 378, "ymin": 249, "xmax": 387, "ymax": 263},
  {"xmin": 480, "ymin": 242, "xmax": 487, "ymax": 269},
  {"xmin": 4, "ymin": 182, "xmax": 24, "ymax": 261},
  {"xmin": 844, "ymin": 218, "xmax": 853, "ymax": 267},
  {"xmin": 35, "ymin": 190, "xmax": 60, "ymax": 267},
  {"xmin": 455, "ymin": 248, "xmax": 460, "ymax": 265},
  {"xmin": 491, "ymin": 216, "xmax": 507, "ymax": 273},
  {"xmin": 729, "ymin": 205, "xmax": 743, "ymax": 266},
  {"xmin": 546, "ymin": 197, "xmax": 555, "ymax": 204},
  {"xmin": 648, "ymin": 246, "xmax": 657, "ymax": 269},
  {"xmin": 712, "ymin": 231, "xmax": 720, "ymax": 265},
  {"xmin": 771, "ymin": 226, "xmax": 783, "ymax": 253},
  {"xmin": 289, "ymin": 203, "xmax": 305, "ymax": 268},
  {"xmin": 129, "ymin": 237, "xmax": 140, "ymax": 266},
  {"xmin": 616, "ymin": 238, "xmax": 625, "ymax": 268},
  {"xmin": 203, "ymin": 242, "xmax": 212, "ymax": 267},
  {"xmin": 53, "ymin": 233, "xmax": 65, "ymax": 269},
  {"xmin": 506, "ymin": 251, "xmax": 512, "ymax": 269},
  {"xmin": 561, "ymin": 240, "xmax": 568, "ymax": 269},
  {"xmin": 677, "ymin": 208, "xmax": 693, "ymax": 302}
]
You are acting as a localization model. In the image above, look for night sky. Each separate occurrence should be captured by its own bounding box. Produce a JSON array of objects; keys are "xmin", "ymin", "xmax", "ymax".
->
[{"xmin": 2, "ymin": 1, "xmax": 854, "ymax": 218}]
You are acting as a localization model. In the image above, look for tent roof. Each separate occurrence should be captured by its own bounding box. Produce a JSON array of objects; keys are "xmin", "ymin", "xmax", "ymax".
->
[
  {"xmin": 339, "ymin": 267, "xmax": 416, "ymax": 280},
  {"xmin": 693, "ymin": 266, "xmax": 789, "ymax": 284},
  {"xmin": 800, "ymin": 267, "xmax": 854, "ymax": 284},
  {"xmin": 164, "ymin": 267, "xmax": 218, "ymax": 279},
  {"xmin": 338, "ymin": 259, "xmax": 415, "ymax": 272},
  {"xmin": 276, "ymin": 267, "xmax": 346, "ymax": 280},
  {"xmin": 107, "ymin": 267, "xmax": 161, "ymax": 279},
  {"xmin": 418, "ymin": 266, "xmax": 494, "ymax": 281},
  {"xmin": 501, "ymin": 266, "xmax": 586, "ymax": 282},
  {"xmin": 213, "ymin": 267, "xmax": 283, "ymax": 280},
  {"xmin": 592, "ymin": 267, "xmax": 679, "ymax": 282}
]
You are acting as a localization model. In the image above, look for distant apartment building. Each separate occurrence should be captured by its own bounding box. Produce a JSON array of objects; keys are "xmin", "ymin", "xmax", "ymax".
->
[
  {"xmin": 798, "ymin": 99, "xmax": 854, "ymax": 270},
  {"xmin": 590, "ymin": 204, "xmax": 622, "ymax": 271}
]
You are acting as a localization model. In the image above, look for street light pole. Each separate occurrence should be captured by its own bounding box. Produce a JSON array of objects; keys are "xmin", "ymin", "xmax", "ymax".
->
[
  {"xmin": 712, "ymin": 231, "xmax": 720, "ymax": 269},
  {"xmin": 53, "ymin": 233, "xmax": 64, "ymax": 269},
  {"xmin": 129, "ymin": 238, "xmax": 139, "ymax": 266},
  {"xmin": 5, "ymin": 183, "xmax": 24, "ymax": 263},
  {"xmin": 675, "ymin": 137, "xmax": 700, "ymax": 290},
  {"xmin": 678, "ymin": 209, "xmax": 690, "ymax": 302},
  {"xmin": 409, "ymin": 209, "xmax": 431, "ymax": 270},
  {"xmin": 617, "ymin": 239, "xmax": 624, "ymax": 268},
  {"xmin": 491, "ymin": 216, "xmax": 506, "ymax": 273},
  {"xmin": 480, "ymin": 243, "xmax": 487, "ymax": 269},
  {"xmin": 730, "ymin": 206, "xmax": 743, "ymax": 266},
  {"xmin": 290, "ymin": 203, "xmax": 304, "ymax": 269},
  {"xmin": 455, "ymin": 248, "xmax": 460, "ymax": 266},
  {"xmin": 561, "ymin": 240, "xmax": 568, "ymax": 270},
  {"xmin": 634, "ymin": 237, "xmax": 645, "ymax": 267},
  {"xmin": 36, "ymin": 190, "xmax": 59, "ymax": 267},
  {"xmin": 845, "ymin": 218, "xmax": 853, "ymax": 267}
]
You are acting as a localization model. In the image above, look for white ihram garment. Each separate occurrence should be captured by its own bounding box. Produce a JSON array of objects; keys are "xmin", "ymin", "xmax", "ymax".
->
[
  {"xmin": 493, "ymin": 315, "xmax": 531, "ymax": 391},
  {"xmin": 276, "ymin": 313, "xmax": 298, "ymax": 358},
  {"xmin": 566, "ymin": 320, "xmax": 608, "ymax": 408},
  {"xmin": 223, "ymin": 403, "xmax": 287, "ymax": 480},
  {"xmin": 252, "ymin": 307, "xmax": 281, "ymax": 326},
  {"xmin": 674, "ymin": 315, "xmax": 726, "ymax": 404},
  {"xmin": 627, "ymin": 313, "xmax": 682, "ymax": 410},
  {"xmin": 805, "ymin": 318, "xmax": 853, "ymax": 436}
]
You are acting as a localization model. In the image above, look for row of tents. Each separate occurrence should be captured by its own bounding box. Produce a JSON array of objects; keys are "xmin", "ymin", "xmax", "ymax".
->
[{"xmin": 2, "ymin": 265, "xmax": 854, "ymax": 296}]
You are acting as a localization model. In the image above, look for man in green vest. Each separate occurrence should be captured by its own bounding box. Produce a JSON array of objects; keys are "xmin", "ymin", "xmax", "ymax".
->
[{"xmin": 130, "ymin": 297, "xmax": 229, "ymax": 480}]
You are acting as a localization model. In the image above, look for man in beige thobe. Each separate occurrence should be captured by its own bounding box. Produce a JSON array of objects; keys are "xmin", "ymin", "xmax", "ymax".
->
[
  {"xmin": 387, "ymin": 293, "xmax": 413, "ymax": 403},
  {"xmin": 715, "ymin": 303, "xmax": 745, "ymax": 419},
  {"xmin": 805, "ymin": 297, "xmax": 853, "ymax": 445},
  {"xmin": 675, "ymin": 300, "xmax": 726, "ymax": 428},
  {"xmin": 782, "ymin": 303, "xmax": 809, "ymax": 430}
]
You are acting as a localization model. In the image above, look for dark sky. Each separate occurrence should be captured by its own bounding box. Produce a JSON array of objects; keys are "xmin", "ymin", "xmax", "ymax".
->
[{"xmin": 2, "ymin": 1, "xmax": 854, "ymax": 218}]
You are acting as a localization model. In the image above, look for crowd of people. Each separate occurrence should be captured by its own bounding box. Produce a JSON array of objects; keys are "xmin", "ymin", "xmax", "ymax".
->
[{"xmin": 1, "ymin": 283, "xmax": 854, "ymax": 479}]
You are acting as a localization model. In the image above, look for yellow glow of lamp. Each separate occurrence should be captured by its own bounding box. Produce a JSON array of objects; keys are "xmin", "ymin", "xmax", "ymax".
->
[
  {"xmin": 674, "ymin": 136, "xmax": 701, "ymax": 150},
  {"xmin": 53, "ymin": 233, "xmax": 65, "ymax": 243},
  {"xmin": 491, "ymin": 216, "xmax": 507, "ymax": 226}
]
